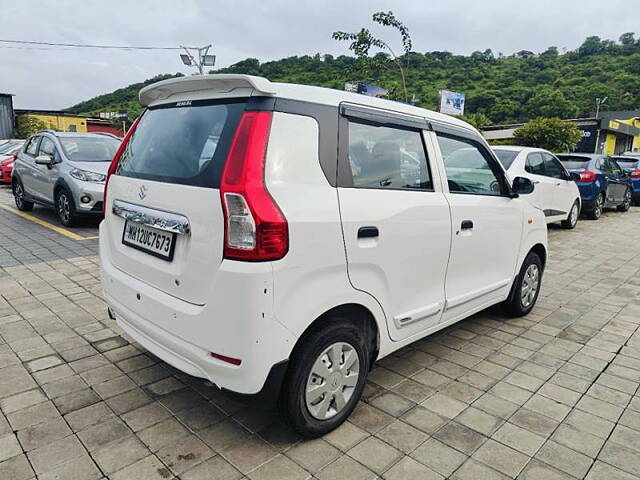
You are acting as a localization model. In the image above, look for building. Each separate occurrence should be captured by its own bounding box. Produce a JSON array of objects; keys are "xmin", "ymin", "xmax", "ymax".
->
[
  {"xmin": 483, "ymin": 115, "xmax": 640, "ymax": 154},
  {"xmin": 14, "ymin": 109, "xmax": 88, "ymax": 133},
  {"xmin": 86, "ymin": 118, "xmax": 124, "ymax": 137},
  {"xmin": 0, "ymin": 93, "xmax": 15, "ymax": 139}
]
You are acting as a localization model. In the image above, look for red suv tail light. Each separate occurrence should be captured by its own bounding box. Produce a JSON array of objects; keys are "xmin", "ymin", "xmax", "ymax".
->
[
  {"xmin": 220, "ymin": 111, "xmax": 288, "ymax": 261},
  {"xmin": 103, "ymin": 116, "xmax": 141, "ymax": 212},
  {"xmin": 630, "ymin": 169, "xmax": 640, "ymax": 178},
  {"xmin": 578, "ymin": 170, "xmax": 597, "ymax": 182}
]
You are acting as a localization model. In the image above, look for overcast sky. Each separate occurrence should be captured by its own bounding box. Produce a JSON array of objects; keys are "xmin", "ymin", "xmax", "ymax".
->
[{"xmin": 1, "ymin": 0, "xmax": 637, "ymax": 110}]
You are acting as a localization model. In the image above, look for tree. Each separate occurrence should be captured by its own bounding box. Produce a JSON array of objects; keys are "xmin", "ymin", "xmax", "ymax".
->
[
  {"xmin": 620, "ymin": 32, "xmax": 635, "ymax": 46},
  {"xmin": 332, "ymin": 11, "xmax": 412, "ymax": 101},
  {"xmin": 513, "ymin": 118, "xmax": 582, "ymax": 152},
  {"xmin": 15, "ymin": 116, "xmax": 48, "ymax": 139}
]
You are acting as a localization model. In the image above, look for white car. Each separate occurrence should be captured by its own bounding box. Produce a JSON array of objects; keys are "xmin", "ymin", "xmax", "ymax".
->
[
  {"xmin": 493, "ymin": 146, "xmax": 581, "ymax": 229},
  {"xmin": 100, "ymin": 74, "xmax": 547, "ymax": 437}
]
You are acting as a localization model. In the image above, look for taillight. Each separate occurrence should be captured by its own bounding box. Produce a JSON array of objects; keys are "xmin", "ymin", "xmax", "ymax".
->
[
  {"xmin": 630, "ymin": 169, "xmax": 640, "ymax": 178},
  {"xmin": 220, "ymin": 111, "xmax": 288, "ymax": 261},
  {"xmin": 578, "ymin": 170, "xmax": 597, "ymax": 182},
  {"xmin": 103, "ymin": 116, "xmax": 142, "ymax": 212}
]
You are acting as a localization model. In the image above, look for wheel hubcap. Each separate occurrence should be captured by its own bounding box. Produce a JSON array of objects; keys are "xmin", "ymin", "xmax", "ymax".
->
[
  {"xmin": 596, "ymin": 196, "xmax": 603, "ymax": 215},
  {"xmin": 520, "ymin": 264, "xmax": 540, "ymax": 309},
  {"xmin": 625, "ymin": 190, "xmax": 631, "ymax": 207},
  {"xmin": 58, "ymin": 194, "xmax": 70, "ymax": 222},
  {"xmin": 15, "ymin": 184, "xmax": 23, "ymax": 205},
  {"xmin": 305, "ymin": 342, "xmax": 360, "ymax": 420}
]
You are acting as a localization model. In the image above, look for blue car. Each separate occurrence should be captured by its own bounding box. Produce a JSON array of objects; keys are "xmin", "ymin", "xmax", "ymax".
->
[
  {"xmin": 611, "ymin": 154, "xmax": 640, "ymax": 205},
  {"xmin": 556, "ymin": 153, "xmax": 632, "ymax": 220}
]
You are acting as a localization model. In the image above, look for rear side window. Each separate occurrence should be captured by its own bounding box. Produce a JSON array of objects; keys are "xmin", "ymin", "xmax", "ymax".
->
[
  {"xmin": 494, "ymin": 150, "xmax": 518, "ymax": 169},
  {"xmin": 347, "ymin": 120, "xmax": 432, "ymax": 190},
  {"xmin": 116, "ymin": 99, "xmax": 246, "ymax": 188}
]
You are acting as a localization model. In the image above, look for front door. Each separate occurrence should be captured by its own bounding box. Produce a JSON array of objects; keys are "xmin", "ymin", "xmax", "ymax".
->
[
  {"xmin": 434, "ymin": 131, "xmax": 523, "ymax": 323},
  {"xmin": 35, "ymin": 137, "xmax": 62, "ymax": 203},
  {"xmin": 337, "ymin": 108, "xmax": 451, "ymax": 341},
  {"xmin": 524, "ymin": 151, "xmax": 558, "ymax": 218}
]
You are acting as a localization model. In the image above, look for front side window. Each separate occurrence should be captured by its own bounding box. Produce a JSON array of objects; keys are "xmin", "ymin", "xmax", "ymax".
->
[
  {"xmin": 38, "ymin": 137, "xmax": 59, "ymax": 161},
  {"xmin": 348, "ymin": 121, "xmax": 431, "ymax": 190},
  {"xmin": 25, "ymin": 136, "xmax": 40, "ymax": 156},
  {"xmin": 542, "ymin": 153, "xmax": 566, "ymax": 179},
  {"xmin": 437, "ymin": 134, "xmax": 503, "ymax": 194},
  {"xmin": 525, "ymin": 152, "xmax": 545, "ymax": 175}
]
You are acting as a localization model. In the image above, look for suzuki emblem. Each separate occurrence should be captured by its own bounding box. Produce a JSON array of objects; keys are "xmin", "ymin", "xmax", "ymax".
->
[{"xmin": 138, "ymin": 185, "xmax": 148, "ymax": 200}]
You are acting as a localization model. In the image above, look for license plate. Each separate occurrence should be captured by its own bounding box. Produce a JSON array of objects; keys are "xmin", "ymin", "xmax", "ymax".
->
[{"xmin": 122, "ymin": 221, "xmax": 176, "ymax": 261}]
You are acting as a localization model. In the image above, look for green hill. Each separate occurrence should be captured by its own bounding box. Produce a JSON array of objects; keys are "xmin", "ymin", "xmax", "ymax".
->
[{"xmin": 67, "ymin": 34, "xmax": 640, "ymax": 125}]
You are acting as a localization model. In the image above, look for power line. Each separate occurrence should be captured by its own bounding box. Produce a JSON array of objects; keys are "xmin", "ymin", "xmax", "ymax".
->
[{"xmin": 0, "ymin": 38, "xmax": 182, "ymax": 50}]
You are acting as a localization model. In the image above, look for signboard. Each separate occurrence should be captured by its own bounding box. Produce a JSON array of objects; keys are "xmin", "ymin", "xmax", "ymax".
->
[
  {"xmin": 439, "ymin": 90, "xmax": 466, "ymax": 116},
  {"xmin": 99, "ymin": 111, "xmax": 127, "ymax": 120}
]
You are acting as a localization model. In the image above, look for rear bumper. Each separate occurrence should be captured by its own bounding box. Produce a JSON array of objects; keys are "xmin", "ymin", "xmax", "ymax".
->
[
  {"xmin": 0, "ymin": 166, "xmax": 11, "ymax": 184},
  {"xmin": 576, "ymin": 182, "xmax": 599, "ymax": 210},
  {"xmin": 99, "ymin": 224, "xmax": 295, "ymax": 396}
]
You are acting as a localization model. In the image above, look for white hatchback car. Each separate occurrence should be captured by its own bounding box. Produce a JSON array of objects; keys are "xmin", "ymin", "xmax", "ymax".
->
[
  {"xmin": 493, "ymin": 146, "xmax": 581, "ymax": 229},
  {"xmin": 100, "ymin": 75, "xmax": 547, "ymax": 437}
]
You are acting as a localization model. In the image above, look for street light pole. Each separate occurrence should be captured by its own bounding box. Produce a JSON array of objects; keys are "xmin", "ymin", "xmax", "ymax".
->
[{"xmin": 180, "ymin": 45, "xmax": 215, "ymax": 74}]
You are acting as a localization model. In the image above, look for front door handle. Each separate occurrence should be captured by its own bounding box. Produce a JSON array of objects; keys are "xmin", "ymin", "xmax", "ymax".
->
[
  {"xmin": 358, "ymin": 226, "xmax": 379, "ymax": 238},
  {"xmin": 461, "ymin": 220, "xmax": 474, "ymax": 230}
]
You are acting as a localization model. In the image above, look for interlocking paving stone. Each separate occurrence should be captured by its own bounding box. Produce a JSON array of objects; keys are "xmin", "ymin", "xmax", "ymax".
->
[{"xmin": 1, "ymin": 187, "xmax": 640, "ymax": 478}]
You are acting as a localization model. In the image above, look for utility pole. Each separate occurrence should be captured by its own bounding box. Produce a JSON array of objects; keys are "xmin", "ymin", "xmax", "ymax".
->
[
  {"xmin": 594, "ymin": 96, "xmax": 608, "ymax": 153},
  {"xmin": 179, "ymin": 45, "xmax": 216, "ymax": 74}
]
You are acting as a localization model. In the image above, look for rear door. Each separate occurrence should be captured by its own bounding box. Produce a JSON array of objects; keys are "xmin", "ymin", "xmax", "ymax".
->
[
  {"xmin": 337, "ymin": 106, "xmax": 451, "ymax": 341},
  {"xmin": 435, "ymin": 130, "xmax": 523, "ymax": 323},
  {"xmin": 103, "ymin": 98, "xmax": 246, "ymax": 305},
  {"xmin": 541, "ymin": 152, "xmax": 574, "ymax": 216},
  {"xmin": 17, "ymin": 136, "xmax": 41, "ymax": 196}
]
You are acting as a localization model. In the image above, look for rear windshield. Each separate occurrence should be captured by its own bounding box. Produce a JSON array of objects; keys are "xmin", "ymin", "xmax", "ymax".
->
[
  {"xmin": 116, "ymin": 99, "xmax": 246, "ymax": 188},
  {"xmin": 557, "ymin": 156, "xmax": 590, "ymax": 170},
  {"xmin": 612, "ymin": 158, "xmax": 639, "ymax": 169},
  {"xmin": 60, "ymin": 137, "xmax": 121, "ymax": 162},
  {"xmin": 494, "ymin": 150, "xmax": 518, "ymax": 169}
]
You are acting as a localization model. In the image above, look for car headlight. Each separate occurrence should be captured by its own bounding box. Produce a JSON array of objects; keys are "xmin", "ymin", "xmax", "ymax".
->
[{"xmin": 69, "ymin": 168, "xmax": 106, "ymax": 183}]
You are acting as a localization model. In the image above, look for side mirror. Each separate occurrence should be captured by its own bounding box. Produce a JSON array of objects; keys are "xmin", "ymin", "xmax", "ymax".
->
[
  {"xmin": 568, "ymin": 171, "xmax": 581, "ymax": 182},
  {"xmin": 512, "ymin": 176, "xmax": 534, "ymax": 195},
  {"xmin": 35, "ymin": 154, "xmax": 53, "ymax": 166}
]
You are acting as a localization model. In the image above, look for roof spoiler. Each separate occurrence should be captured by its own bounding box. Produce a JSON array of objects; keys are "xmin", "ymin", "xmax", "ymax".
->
[{"xmin": 139, "ymin": 74, "xmax": 276, "ymax": 106}]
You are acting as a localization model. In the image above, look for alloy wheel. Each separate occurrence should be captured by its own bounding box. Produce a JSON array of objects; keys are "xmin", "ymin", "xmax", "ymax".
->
[
  {"xmin": 595, "ymin": 195, "xmax": 603, "ymax": 218},
  {"xmin": 14, "ymin": 183, "xmax": 24, "ymax": 208},
  {"xmin": 624, "ymin": 189, "xmax": 632, "ymax": 209},
  {"xmin": 57, "ymin": 193, "xmax": 70, "ymax": 223},
  {"xmin": 305, "ymin": 342, "xmax": 360, "ymax": 420},
  {"xmin": 520, "ymin": 264, "xmax": 540, "ymax": 309}
]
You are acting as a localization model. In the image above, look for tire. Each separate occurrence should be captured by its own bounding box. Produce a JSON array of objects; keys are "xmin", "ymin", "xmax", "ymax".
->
[
  {"xmin": 503, "ymin": 251, "xmax": 543, "ymax": 317},
  {"xmin": 561, "ymin": 200, "xmax": 580, "ymax": 229},
  {"xmin": 55, "ymin": 188, "xmax": 79, "ymax": 227},
  {"xmin": 12, "ymin": 178, "xmax": 33, "ymax": 211},
  {"xmin": 617, "ymin": 188, "xmax": 632, "ymax": 212},
  {"xmin": 586, "ymin": 193, "xmax": 604, "ymax": 220},
  {"xmin": 280, "ymin": 318, "xmax": 370, "ymax": 438}
]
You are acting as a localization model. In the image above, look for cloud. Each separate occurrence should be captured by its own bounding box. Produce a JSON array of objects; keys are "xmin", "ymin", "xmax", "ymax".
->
[{"xmin": 0, "ymin": 0, "xmax": 636, "ymax": 109}]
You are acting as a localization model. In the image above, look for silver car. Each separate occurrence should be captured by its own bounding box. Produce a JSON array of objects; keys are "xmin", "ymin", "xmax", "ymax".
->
[{"xmin": 12, "ymin": 130, "xmax": 121, "ymax": 226}]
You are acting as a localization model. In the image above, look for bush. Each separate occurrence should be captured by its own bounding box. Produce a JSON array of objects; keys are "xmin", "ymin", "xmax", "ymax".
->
[
  {"xmin": 15, "ymin": 116, "xmax": 48, "ymax": 139},
  {"xmin": 513, "ymin": 117, "xmax": 582, "ymax": 152}
]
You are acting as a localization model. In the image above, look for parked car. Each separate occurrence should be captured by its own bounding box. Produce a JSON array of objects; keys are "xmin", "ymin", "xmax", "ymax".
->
[
  {"xmin": 556, "ymin": 153, "xmax": 633, "ymax": 219},
  {"xmin": 0, "ymin": 140, "xmax": 25, "ymax": 184},
  {"xmin": 12, "ymin": 131, "xmax": 120, "ymax": 226},
  {"xmin": 100, "ymin": 74, "xmax": 547, "ymax": 437},
  {"xmin": 611, "ymin": 155, "xmax": 640, "ymax": 205},
  {"xmin": 493, "ymin": 146, "xmax": 581, "ymax": 229}
]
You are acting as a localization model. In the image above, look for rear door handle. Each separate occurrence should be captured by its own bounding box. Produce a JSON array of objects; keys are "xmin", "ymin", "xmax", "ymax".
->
[
  {"xmin": 461, "ymin": 220, "xmax": 474, "ymax": 230},
  {"xmin": 358, "ymin": 226, "xmax": 379, "ymax": 238}
]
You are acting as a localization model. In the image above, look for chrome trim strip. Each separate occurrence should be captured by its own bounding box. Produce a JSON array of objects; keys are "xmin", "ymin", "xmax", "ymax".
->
[
  {"xmin": 112, "ymin": 200, "xmax": 190, "ymax": 235},
  {"xmin": 444, "ymin": 278, "xmax": 510, "ymax": 311}
]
